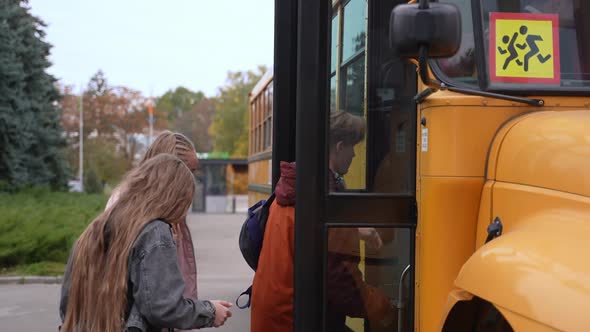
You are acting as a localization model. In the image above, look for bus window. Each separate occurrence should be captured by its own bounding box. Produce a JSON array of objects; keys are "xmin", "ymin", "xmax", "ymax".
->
[
  {"xmin": 436, "ymin": 0, "xmax": 477, "ymax": 86},
  {"xmin": 436, "ymin": 0, "xmax": 590, "ymax": 89},
  {"xmin": 330, "ymin": 12, "xmax": 339, "ymax": 113},
  {"xmin": 329, "ymin": 0, "xmax": 368, "ymax": 191},
  {"xmin": 328, "ymin": 0, "xmax": 417, "ymax": 194},
  {"xmin": 329, "ymin": 0, "xmax": 367, "ymax": 118},
  {"xmin": 325, "ymin": 227, "xmax": 413, "ymax": 331},
  {"xmin": 340, "ymin": 0, "xmax": 366, "ymax": 118}
]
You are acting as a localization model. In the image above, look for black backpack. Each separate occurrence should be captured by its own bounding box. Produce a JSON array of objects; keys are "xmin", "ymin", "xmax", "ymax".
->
[{"xmin": 236, "ymin": 193, "xmax": 275, "ymax": 308}]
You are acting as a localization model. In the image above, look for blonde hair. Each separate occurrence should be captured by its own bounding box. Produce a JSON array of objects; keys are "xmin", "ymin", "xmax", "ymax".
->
[
  {"xmin": 329, "ymin": 111, "xmax": 366, "ymax": 147},
  {"xmin": 141, "ymin": 130, "xmax": 196, "ymax": 167},
  {"xmin": 61, "ymin": 154, "xmax": 195, "ymax": 332},
  {"xmin": 138, "ymin": 130, "xmax": 198, "ymax": 236}
]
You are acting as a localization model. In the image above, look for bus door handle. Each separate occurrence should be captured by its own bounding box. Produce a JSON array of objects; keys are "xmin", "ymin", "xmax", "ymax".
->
[{"xmin": 394, "ymin": 264, "xmax": 411, "ymax": 332}]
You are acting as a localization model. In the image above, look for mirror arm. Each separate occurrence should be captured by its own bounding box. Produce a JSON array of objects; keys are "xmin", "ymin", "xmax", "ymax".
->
[
  {"xmin": 414, "ymin": 87, "xmax": 436, "ymax": 104},
  {"xmin": 418, "ymin": 45, "xmax": 441, "ymax": 88},
  {"xmin": 418, "ymin": 0, "xmax": 429, "ymax": 10}
]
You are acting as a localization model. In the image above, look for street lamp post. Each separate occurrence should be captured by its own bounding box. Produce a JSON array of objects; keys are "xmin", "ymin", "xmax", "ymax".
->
[
  {"xmin": 79, "ymin": 87, "xmax": 84, "ymax": 192},
  {"xmin": 148, "ymin": 97, "xmax": 154, "ymax": 145}
]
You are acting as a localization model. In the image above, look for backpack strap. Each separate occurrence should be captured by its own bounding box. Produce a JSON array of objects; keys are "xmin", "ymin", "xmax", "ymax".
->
[
  {"xmin": 265, "ymin": 193, "xmax": 276, "ymax": 207},
  {"xmin": 248, "ymin": 199, "xmax": 266, "ymax": 217},
  {"xmin": 236, "ymin": 285, "xmax": 252, "ymax": 309}
]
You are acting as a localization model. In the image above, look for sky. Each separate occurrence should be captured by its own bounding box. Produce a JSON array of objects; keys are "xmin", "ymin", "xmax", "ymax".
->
[{"xmin": 27, "ymin": 0, "xmax": 274, "ymax": 97}]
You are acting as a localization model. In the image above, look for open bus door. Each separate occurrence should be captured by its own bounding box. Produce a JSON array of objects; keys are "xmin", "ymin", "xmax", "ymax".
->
[{"xmin": 274, "ymin": 0, "xmax": 419, "ymax": 330}]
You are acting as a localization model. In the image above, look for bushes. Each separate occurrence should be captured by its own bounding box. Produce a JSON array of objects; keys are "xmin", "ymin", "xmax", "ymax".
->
[
  {"xmin": 84, "ymin": 167, "xmax": 103, "ymax": 194},
  {"xmin": 0, "ymin": 188, "xmax": 107, "ymax": 272}
]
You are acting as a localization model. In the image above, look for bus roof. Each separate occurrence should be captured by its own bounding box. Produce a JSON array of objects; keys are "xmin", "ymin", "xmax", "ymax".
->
[{"xmin": 250, "ymin": 67, "xmax": 274, "ymax": 101}]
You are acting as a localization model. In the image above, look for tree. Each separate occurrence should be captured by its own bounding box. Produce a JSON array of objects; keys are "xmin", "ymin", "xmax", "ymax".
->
[
  {"xmin": 174, "ymin": 98, "xmax": 214, "ymax": 152},
  {"xmin": 108, "ymin": 86, "xmax": 151, "ymax": 166},
  {"xmin": 209, "ymin": 66, "xmax": 267, "ymax": 158},
  {"xmin": 83, "ymin": 137, "xmax": 128, "ymax": 188},
  {"xmin": 155, "ymin": 86, "xmax": 213, "ymax": 150},
  {"xmin": 84, "ymin": 70, "xmax": 112, "ymax": 138},
  {"xmin": 156, "ymin": 87, "xmax": 205, "ymax": 128},
  {"xmin": 59, "ymin": 73, "xmax": 155, "ymax": 189},
  {"xmin": 83, "ymin": 166, "xmax": 102, "ymax": 194},
  {"xmin": 0, "ymin": 0, "xmax": 68, "ymax": 191}
]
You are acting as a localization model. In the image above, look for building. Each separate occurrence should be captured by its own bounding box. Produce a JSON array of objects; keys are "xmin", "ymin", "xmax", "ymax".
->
[{"xmin": 192, "ymin": 152, "xmax": 248, "ymax": 213}]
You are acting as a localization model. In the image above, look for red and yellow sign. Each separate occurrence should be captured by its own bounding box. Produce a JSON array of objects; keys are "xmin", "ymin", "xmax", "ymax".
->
[{"xmin": 490, "ymin": 12, "xmax": 560, "ymax": 84}]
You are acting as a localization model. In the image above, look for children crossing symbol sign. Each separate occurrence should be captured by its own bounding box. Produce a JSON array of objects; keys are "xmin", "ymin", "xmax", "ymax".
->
[{"xmin": 490, "ymin": 12, "xmax": 560, "ymax": 84}]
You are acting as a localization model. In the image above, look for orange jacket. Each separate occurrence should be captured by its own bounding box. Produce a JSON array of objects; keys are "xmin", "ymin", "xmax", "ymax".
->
[
  {"xmin": 250, "ymin": 202, "xmax": 295, "ymax": 332},
  {"xmin": 250, "ymin": 162, "xmax": 296, "ymax": 332},
  {"xmin": 251, "ymin": 163, "xmax": 393, "ymax": 331}
]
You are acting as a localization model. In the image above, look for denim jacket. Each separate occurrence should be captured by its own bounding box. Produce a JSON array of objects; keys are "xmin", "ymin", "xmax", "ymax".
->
[{"xmin": 59, "ymin": 220, "xmax": 215, "ymax": 331}]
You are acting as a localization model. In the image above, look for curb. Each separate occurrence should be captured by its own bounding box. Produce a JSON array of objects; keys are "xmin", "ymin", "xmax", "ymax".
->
[{"xmin": 0, "ymin": 276, "xmax": 63, "ymax": 285}]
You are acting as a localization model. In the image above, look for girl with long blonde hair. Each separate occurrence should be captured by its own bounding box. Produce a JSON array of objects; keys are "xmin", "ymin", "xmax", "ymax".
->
[
  {"xmin": 106, "ymin": 131, "xmax": 201, "ymax": 316},
  {"xmin": 59, "ymin": 154, "xmax": 232, "ymax": 332}
]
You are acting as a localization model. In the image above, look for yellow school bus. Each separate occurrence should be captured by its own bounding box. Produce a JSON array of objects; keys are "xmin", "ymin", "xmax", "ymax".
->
[
  {"xmin": 247, "ymin": 69, "xmax": 273, "ymax": 205},
  {"xmin": 265, "ymin": 0, "xmax": 590, "ymax": 331}
]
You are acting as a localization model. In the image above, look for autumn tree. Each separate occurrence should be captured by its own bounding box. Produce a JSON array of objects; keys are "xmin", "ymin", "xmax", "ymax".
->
[
  {"xmin": 209, "ymin": 66, "xmax": 267, "ymax": 158},
  {"xmin": 0, "ymin": 0, "xmax": 68, "ymax": 191},
  {"xmin": 108, "ymin": 86, "xmax": 151, "ymax": 165},
  {"xmin": 84, "ymin": 70, "xmax": 112, "ymax": 137},
  {"xmin": 59, "ymin": 71, "xmax": 158, "ymax": 189}
]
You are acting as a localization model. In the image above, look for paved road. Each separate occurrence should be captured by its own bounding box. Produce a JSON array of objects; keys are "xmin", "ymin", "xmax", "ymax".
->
[
  {"xmin": 191, "ymin": 213, "xmax": 253, "ymax": 332},
  {"xmin": 0, "ymin": 213, "xmax": 253, "ymax": 331}
]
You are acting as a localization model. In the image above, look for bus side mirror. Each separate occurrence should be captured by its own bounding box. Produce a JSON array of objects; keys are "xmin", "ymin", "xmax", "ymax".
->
[{"xmin": 389, "ymin": 3, "xmax": 461, "ymax": 58}]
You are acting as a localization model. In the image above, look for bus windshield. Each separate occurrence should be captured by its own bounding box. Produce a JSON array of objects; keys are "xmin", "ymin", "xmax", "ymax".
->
[{"xmin": 436, "ymin": 0, "xmax": 590, "ymax": 90}]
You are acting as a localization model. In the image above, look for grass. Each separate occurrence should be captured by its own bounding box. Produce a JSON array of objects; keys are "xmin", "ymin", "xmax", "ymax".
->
[
  {"xmin": 0, "ymin": 261, "xmax": 65, "ymax": 276},
  {"xmin": 0, "ymin": 188, "xmax": 107, "ymax": 276}
]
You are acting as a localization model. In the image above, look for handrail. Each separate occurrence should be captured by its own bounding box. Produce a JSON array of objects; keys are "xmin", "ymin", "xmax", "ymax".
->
[{"xmin": 396, "ymin": 264, "xmax": 411, "ymax": 332}]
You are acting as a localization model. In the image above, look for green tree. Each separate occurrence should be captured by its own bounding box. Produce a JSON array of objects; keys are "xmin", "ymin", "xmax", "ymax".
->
[
  {"xmin": 209, "ymin": 66, "xmax": 267, "ymax": 158},
  {"xmin": 174, "ymin": 98, "xmax": 214, "ymax": 152},
  {"xmin": 0, "ymin": 1, "xmax": 68, "ymax": 191},
  {"xmin": 156, "ymin": 87, "xmax": 205, "ymax": 127},
  {"xmin": 156, "ymin": 87, "xmax": 215, "ymax": 151},
  {"xmin": 83, "ymin": 138, "xmax": 128, "ymax": 189},
  {"xmin": 83, "ymin": 166, "xmax": 102, "ymax": 194}
]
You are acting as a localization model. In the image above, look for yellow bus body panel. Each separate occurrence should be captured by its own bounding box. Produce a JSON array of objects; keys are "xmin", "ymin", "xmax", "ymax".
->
[
  {"xmin": 457, "ymin": 200, "xmax": 590, "ymax": 331},
  {"xmin": 417, "ymin": 176, "xmax": 482, "ymax": 332},
  {"xmin": 248, "ymin": 156, "xmax": 272, "ymax": 205},
  {"xmin": 456, "ymin": 111, "xmax": 590, "ymax": 330},
  {"xmin": 493, "ymin": 111, "xmax": 590, "ymax": 197},
  {"xmin": 417, "ymin": 91, "xmax": 590, "ymax": 331}
]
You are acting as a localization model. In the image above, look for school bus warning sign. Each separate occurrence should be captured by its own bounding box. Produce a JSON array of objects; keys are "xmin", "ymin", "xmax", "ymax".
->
[{"xmin": 490, "ymin": 12, "xmax": 560, "ymax": 84}]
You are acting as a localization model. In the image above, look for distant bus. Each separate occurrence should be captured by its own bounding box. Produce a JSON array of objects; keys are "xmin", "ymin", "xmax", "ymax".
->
[{"xmin": 247, "ymin": 68, "xmax": 273, "ymax": 205}]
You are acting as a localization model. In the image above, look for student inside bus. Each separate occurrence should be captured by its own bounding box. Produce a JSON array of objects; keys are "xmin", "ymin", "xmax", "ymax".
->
[{"xmin": 250, "ymin": 111, "xmax": 396, "ymax": 332}]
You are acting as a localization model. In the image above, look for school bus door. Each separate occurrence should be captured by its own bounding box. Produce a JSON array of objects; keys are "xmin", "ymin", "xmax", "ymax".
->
[{"xmin": 286, "ymin": 0, "xmax": 418, "ymax": 331}]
